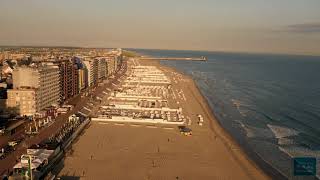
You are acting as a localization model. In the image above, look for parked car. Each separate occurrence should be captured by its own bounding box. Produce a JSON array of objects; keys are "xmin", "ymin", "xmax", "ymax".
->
[
  {"xmin": 178, "ymin": 126, "xmax": 192, "ymax": 136},
  {"xmin": 8, "ymin": 138, "xmax": 22, "ymax": 149},
  {"xmin": 8, "ymin": 141, "xmax": 18, "ymax": 147},
  {"xmin": 0, "ymin": 127, "xmax": 5, "ymax": 135}
]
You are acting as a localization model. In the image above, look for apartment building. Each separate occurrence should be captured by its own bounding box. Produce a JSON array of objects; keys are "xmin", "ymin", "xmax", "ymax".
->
[
  {"xmin": 106, "ymin": 57, "xmax": 115, "ymax": 76},
  {"xmin": 7, "ymin": 64, "xmax": 60, "ymax": 116},
  {"xmin": 97, "ymin": 58, "xmax": 107, "ymax": 80},
  {"xmin": 73, "ymin": 57, "xmax": 87, "ymax": 92},
  {"xmin": 83, "ymin": 58, "xmax": 99, "ymax": 87},
  {"xmin": 54, "ymin": 59, "xmax": 79, "ymax": 101},
  {"xmin": 7, "ymin": 88, "xmax": 37, "ymax": 116}
]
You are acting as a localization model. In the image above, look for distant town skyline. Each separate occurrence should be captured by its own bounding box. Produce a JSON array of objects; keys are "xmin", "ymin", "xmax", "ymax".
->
[{"xmin": 0, "ymin": 0, "xmax": 320, "ymax": 55}]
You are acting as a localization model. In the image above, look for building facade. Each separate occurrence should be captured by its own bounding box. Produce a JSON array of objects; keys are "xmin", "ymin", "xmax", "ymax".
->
[
  {"xmin": 97, "ymin": 58, "xmax": 107, "ymax": 80},
  {"xmin": 0, "ymin": 65, "xmax": 3, "ymax": 80},
  {"xmin": 37, "ymin": 65, "xmax": 60, "ymax": 108},
  {"xmin": 78, "ymin": 68, "xmax": 86, "ymax": 91},
  {"xmin": 52, "ymin": 58, "xmax": 79, "ymax": 101},
  {"xmin": 83, "ymin": 58, "xmax": 99, "ymax": 87},
  {"xmin": 6, "ymin": 88, "xmax": 37, "ymax": 116},
  {"xmin": 106, "ymin": 57, "xmax": 115, "ymax": 76},
  {"xmin": 7, "ymin": 64, "xmax": 60, "ymax": 116},
  {"xmin": 73, "ymin": 57, "xmax": 87, "ymax": 92}
]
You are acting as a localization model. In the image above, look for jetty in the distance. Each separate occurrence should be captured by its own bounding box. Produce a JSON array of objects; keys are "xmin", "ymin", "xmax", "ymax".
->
[{"xmin": 140, "ymin": 56, "xmax": 207, "ymax": 61}]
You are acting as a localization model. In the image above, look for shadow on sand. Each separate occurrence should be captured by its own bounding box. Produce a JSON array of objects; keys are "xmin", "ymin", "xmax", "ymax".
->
[{"xmin": 59, "ymin": 176, "xmax": 81, "ymax": 180}]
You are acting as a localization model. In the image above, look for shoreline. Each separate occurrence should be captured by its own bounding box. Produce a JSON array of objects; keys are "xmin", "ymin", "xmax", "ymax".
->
[
  {"xmin": 156, "ymin": 60, "xmax": 288, "ymax": 180},
  {"xmin": 58, "ymin": 57, "xmax": 271, "ymax": 179},
  {"xmin": 152, "ymin": 60, "xmax": 272, "ymax": 179}
]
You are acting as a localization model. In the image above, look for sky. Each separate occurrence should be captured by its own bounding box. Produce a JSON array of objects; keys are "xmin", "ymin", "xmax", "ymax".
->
[{"xmin": 0, "ymin": 0, "xmax": 320, "ymax": 55}]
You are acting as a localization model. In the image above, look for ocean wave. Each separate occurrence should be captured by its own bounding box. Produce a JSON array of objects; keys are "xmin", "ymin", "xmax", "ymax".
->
[
  {"xmin": 191, "ymin": 70, "xmax": 209, "ymax": 81},
  {"xmin": 300, "ymin": 108, "xmax": 320, "ymax": 122},
  {"xmin": 279, "ymin": 146, "xmax": 320, "ymax": 158},
  {"xmin": 236, "ymin": 121, "xmax": 274, "ymax": 139},
  {"xmin": 238, "ymin": 123, "xmax": 300, "ymax": 146},
  {"xmin": 231, "ymin": 99, "xmax": 250, "ymax": 117},
  {"xmin": 267, "ymin": 124, "xmax": 299, "ymax": 139},
  {"xmin": 202, "ymin": 79, "xmax": 215, "ymax": 92},
  {"xmin": 278, "ymin": 138, "xmax": 296, "ymax": 146},
  {"xmin": 245, "ymin": 107, "xmax": 280, "ymax": 124},
  {"xmin": 281, "ymin": 113, "xmax": 320, "ymax": 137},
  {"xmin": 150, "ymin": 49, "xmax": 320, "ymax": 179}
]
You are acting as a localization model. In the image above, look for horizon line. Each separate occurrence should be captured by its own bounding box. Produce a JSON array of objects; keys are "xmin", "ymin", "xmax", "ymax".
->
[{"xmin": 0, "ymin": 44, "xmax": 319, "ymax": 57}]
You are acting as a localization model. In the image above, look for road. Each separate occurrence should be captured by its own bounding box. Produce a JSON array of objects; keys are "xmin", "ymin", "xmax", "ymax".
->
[{"xmin": 0, "ymin": 60, "xmax": 127, "ymax": 176}]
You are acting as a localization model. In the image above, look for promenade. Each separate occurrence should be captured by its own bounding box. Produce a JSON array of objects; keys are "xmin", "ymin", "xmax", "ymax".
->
[{"xmin": 0, "ymin": 61, "xmax": 127, "ymax": 176}]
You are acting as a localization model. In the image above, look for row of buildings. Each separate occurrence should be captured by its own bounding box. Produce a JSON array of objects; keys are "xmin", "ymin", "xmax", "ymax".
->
[{"xmin": 5, "ymin": 50, "xmax": 123, "ymax": 116}]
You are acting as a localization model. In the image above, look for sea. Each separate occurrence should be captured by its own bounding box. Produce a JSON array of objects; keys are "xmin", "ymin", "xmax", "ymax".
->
[{"xmin": 130, "ymin": 49, "xmax": 320, "ymax": 180}]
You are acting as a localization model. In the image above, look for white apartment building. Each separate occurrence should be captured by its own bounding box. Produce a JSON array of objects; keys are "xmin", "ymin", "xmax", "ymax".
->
[
  {"xmin": 7, "ymin": 64, "xmax": 60, "ymax": 116},
  {"xmin": 97, "ymin": 58, "xmax": 107, "ymax": 80},
  {"xmin": 106, "ymin": 57, "xmax": 115, "ymax": 76},
  {"xmin": 83, "ymin": 58, "xmax": 98, "ymax": 87},
  {"xmin": 7, "ymin": 88, "xmax": 37, "ymax": 116}
]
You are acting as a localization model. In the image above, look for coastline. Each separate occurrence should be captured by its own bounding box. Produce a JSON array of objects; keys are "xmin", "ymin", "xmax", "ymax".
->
[
  {"xmin": 141, "ymin": 59, "xmax": 271, "ymax": 179},
  {"xmin": 58, "ymin": 57, "xmax": 271, "ymax": 179},
  {"xmin": 156, "ymin": 59, "xmax": 288, "ymax": 180},
  {"xmin": 134, "ymin": 49, "xmax": 319, "ymax": 180}
]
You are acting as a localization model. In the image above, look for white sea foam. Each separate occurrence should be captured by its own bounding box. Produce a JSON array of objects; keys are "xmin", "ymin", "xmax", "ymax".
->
[
  {"xmin": 267, "ymin": 124, "xmax": 299, "ymax": 139},
  {"xmin": 231, "ymin": 99, "xmax": 250, "ymax": 117},
  {"xmin": 279, "ymin": 146, "xmax": 320, "ymax": 158},
  {"xmin": 236, "ymin": 120, "xmax": 273, "ymax": 138},
  {"xmin": 277, "ymin": 138, "xmax": 295, "ymax": 146}
]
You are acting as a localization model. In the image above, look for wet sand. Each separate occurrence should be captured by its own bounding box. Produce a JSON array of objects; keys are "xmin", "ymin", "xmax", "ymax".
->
[{"xmin": 57, "ymin": 59, "xmax": 270, "ymax": 180}]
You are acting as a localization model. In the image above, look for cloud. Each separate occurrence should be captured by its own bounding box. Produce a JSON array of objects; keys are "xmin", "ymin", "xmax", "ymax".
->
[{"xmin": 286, "ymin": 23, "xmax": 320, "ymax": 33}]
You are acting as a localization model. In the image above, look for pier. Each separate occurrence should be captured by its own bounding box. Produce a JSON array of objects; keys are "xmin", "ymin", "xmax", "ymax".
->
[{"xmin": 140, "ymin": 56, "xmax": 207, "ymax": 61}]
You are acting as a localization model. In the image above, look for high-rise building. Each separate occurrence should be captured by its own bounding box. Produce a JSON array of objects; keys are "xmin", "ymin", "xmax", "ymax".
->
[
  {"xmin": 83, "ymin": 58, "xmax": 99, "ymax": 87},
  {"xmin": 97, "ymin": 58, "xmax": 107, "ymax": 80},
  {"xmin": 54, "ymin": 59, "xmax": 79, "ymax": 101},
  {"xmin": 7, "ymin": 64, "xmax": 60, "ymax": 116},
  {"xmin": 0, "ymin": 65, "xmax": 3, "ymax": 80},
  {"xmin": 106, "ymin": 57, "xmax": 115, "ymax": 76},
  {"xmin": 73, "ymin": 57, "xmax": 87, "ymax": 92},
  {"xmin": 78, "ymin": 68, "xmax": 86, "ymax": 91},
  {"xmin": 7, "ymin": 88, "xmax": 37, "ymax": 116},
  {"xmin": 108, "ymin": 49, "xmax": 123, "ymax": 72},
  {"xmin": 12, "ymin": 67, "xmax": 39, "ymax": 88}
]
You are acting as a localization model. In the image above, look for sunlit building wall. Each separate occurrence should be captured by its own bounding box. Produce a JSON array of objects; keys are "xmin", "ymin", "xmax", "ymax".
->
[{"xmin": 7, "ymin": 65, "xmax": 60, "ymax": 116}]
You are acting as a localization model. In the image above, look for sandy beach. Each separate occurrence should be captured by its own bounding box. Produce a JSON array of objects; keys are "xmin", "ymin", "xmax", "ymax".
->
[{"xmin": 57, "ymin": 58, "xmax": 270, "ymax": 180}]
